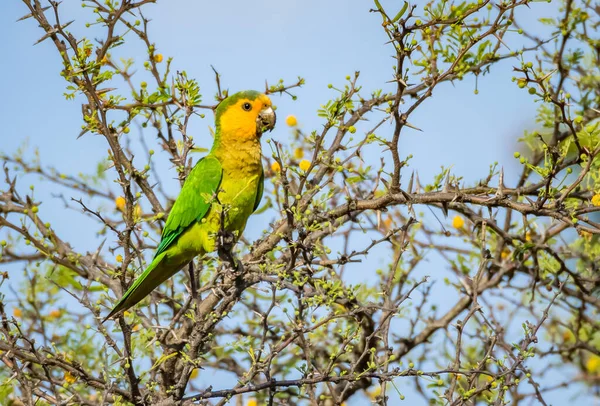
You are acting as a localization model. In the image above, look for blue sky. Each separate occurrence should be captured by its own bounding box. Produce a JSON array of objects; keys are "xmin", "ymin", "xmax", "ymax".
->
[
  {"xmin": 1, "ymin": 0, "xmax": 544, "ymax": 251},
  {"xmin": 2, "ymin": 1, "xmax": 594, "ymax": 405}
]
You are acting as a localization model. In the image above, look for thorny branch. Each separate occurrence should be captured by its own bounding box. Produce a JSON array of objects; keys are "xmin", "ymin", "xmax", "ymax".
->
[{"xmin": 1, "ymin": 0, "xmax": 600, "ymax": 405}]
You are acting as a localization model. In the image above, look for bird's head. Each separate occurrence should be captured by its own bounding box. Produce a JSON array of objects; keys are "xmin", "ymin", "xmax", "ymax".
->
[{"xmin": 215, "ymin": 90, "xmax": 276, "ymax": 142}]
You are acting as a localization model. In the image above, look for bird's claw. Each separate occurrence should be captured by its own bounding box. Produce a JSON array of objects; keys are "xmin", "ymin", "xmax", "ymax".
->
[
  {"xmin": 216, "ymin": 228, "xmax": 243, "ymax": 272},
  {"xmin": 217, "ymin": 228, "xmax": 236, "ymax": 251}
]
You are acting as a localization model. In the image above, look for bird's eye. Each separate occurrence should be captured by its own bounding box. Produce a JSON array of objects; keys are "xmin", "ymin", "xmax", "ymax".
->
[{"xmin": 242, "ymin": 102, "xmax": 252, "ymax": 111}]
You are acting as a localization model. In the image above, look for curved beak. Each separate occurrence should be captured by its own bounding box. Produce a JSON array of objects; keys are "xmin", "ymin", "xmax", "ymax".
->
[{"xmin": 257, "ymin": 106, "xmax": 276, "ymax": 135}]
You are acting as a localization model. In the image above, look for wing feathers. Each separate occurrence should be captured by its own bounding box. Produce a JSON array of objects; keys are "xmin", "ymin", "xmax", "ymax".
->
[{"xmin": 155, "ymin": 156, "xmax": 223, "ymax": 257}]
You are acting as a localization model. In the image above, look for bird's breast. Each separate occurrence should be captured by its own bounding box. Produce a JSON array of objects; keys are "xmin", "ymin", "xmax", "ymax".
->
[
  {"xmin": 216, "ymin": 171, "xmax": 260, "ymax": 234},
  {"xmin": 213, "ymin": 142, "xmax": 263, "ymax": 234}
]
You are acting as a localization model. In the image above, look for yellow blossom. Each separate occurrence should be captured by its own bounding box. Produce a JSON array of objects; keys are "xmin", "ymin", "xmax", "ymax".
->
[
  {"xmin": 154, "ymin": 53, "xmax": 163, "ymax": 63},
  {"xmin": 525, "ymin": 231, "xmax": 532, "ymax": 242},
  {"xmin": 299, "ymin": 159, "xmax": 311, "ymax": 172},
  {"xmin": 49, "ymin": 309, "xmax": 61, "ymax": 319},
  {"xmin": 452, "ymin": 215, "xmax": 465, "ymax": 229},
  {"xmin": 64, "ymin": 371, "xmax": 77, "ymax": 384},
  {"xmin": 285, "ymin": 115, "xmax": 297, "ymax": 127},
  {"xmin": 382, "ymin": 216, "xmax": 393, "ymax": 230},
  {"xmin": 115, "ymin": 196, "xmax": 126, "ymax": 211},
  {"xmin": 586, "ymin": 355, "xmax": 600, "ymax": 375},
  {"xmin": 101, "ymin": 56, "xmax": 109, "ymax": 65},
  {"xmin": 246, "ymin": 398, "xmax": 258, "ymax": 406},
  {"xmin": 500, "ymin": 248, "xmax": 511, "ymax": 260},
  {"xmin": 592, "ymin": 194, "xmax": 600, "ymax": 206},
  {"xmin": 293, "ymin": 148, "xmax": 304, "ymax": 159},
  {"xmin": 190, "ymin": 368, "xmax": 199, "ymax": 379},
  {"xmin": 132, "ymin": 324, "xmax": 140, "ymax": 332},
  {"xmin": 116, "ymin": 254, "xmax": 123, "ymax": 263},
  {"xmin": 368, "ymin": 385, "xmax": 382, "ymax": 399},
  {"xmin": 271, "ymin": 161, "xmax": 281, "ymax": 172},
  {"xmin": 13, "ymin": 308, "xmax": 22, "ymax": 318}
]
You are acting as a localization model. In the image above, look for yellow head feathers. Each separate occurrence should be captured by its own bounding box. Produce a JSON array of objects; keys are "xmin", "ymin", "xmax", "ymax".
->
[{"xmin": 215, "ymin": 91, "xmax": 275, "ymax": 142}]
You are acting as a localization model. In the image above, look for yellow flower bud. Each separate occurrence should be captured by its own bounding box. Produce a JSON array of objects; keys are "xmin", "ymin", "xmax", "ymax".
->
[
  {"xmin": 64, "ymin": 371, "xmax": 77, "ymax": 384},
  {"xmin": 115, "ymin": 196, "xmax": 126, "ymax": 211},
  {"xmin": 383, "ymin": 217, "xmax": 393, "ymax": 230},
  {"xmin": 271, "ymin": 161, "xmax": 281, "ymax": 172},
  {"xmin": 586, "ymin": 355, "xmax": 600, "ymax": 374},
  {"xmin": 368, "ymin": 386, "xmax": 382, "ymax": 399},
  {"xmin": 452, "ymin": 215, "xmax": 465, "ymax": 229},
  {"xmin": 592, "ymin": 194, "xmax": 600, "ymax": 206},
  {"xmin": 299, "ymin": 159, "xmax": 311, "ymax": 172},
  {"xmin": 285, "ymin": 115, "xmax": 298, "ymax": 127},
  {"xmin": 13, "ymin": 308, "xmax": 22, "ymax": 318},
  {"xmin": 246, "ymin": 399, "xmax": 258, "ymax": 406},
  {"xmin": 116, "ymin": 254, "xmax": 123, "ymax": 263},
  {"xmin": 154, "ymin": 53, "xmax": 163, "ymax": 63},
  {"xmin": 293, "ymin": 148, "xmax": 304, "ymax": 159}
]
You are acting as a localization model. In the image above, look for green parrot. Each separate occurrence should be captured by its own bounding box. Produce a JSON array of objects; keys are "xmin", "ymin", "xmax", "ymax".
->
[{"xmin": 103, "ymin": 90, "xmax": 276, "ymax": 322}]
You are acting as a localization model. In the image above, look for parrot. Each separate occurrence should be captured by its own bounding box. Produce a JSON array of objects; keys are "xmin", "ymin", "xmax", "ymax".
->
[{"xmin": 103, "ymin": 90, "xmax": 276, "ymax": 322}]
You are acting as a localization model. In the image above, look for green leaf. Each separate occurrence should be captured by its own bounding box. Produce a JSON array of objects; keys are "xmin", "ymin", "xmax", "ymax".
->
[
  {"xmin": 374, "ymin": 0, "xmax": 383, "ymax": 12},
  {"xmin": 392, "ymin": 2, "xmax": 408, "ymax": 22},
  {"xmin": 346, "ymin": 176, "xmax": 363, "ymax": 184},
  {"xmin": 189, "ymin": 147, "xmax": 209, "ymax": 154}
]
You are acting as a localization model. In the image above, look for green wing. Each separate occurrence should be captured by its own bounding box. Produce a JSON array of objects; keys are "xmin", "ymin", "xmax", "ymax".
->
[
  {"xmin": 155, "ymin": 155, "xmax": 223, "ymax": 258},
  {"xmin": 253, "ymin": 167, "xmax": 264, "ymax": 212},
  {"xmin": 102, "ymin": 156, "xmax": 222, "ymax": 322}
]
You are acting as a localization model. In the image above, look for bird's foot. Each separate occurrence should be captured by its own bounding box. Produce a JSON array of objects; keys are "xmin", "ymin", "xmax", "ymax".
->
[
  {"xmin": 217, "ymin": 229, "xmax": 243, "ymax": 272},
  {"xmin": 217, "ymin": 228, "xmax": 236, "ymax": 252},
  {"xmin": 217, "ymin": 250, "xmax": 245, "ymax": 273},
  {"xmin": 216, "ymin": 228, "xmax": 234, "ymax": 263}
]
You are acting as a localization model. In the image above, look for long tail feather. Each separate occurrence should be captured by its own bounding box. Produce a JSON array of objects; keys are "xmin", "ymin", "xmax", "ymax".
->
[{"xmin": 102, "ymin": 252, "xmax": 180, "ymax": 323}]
